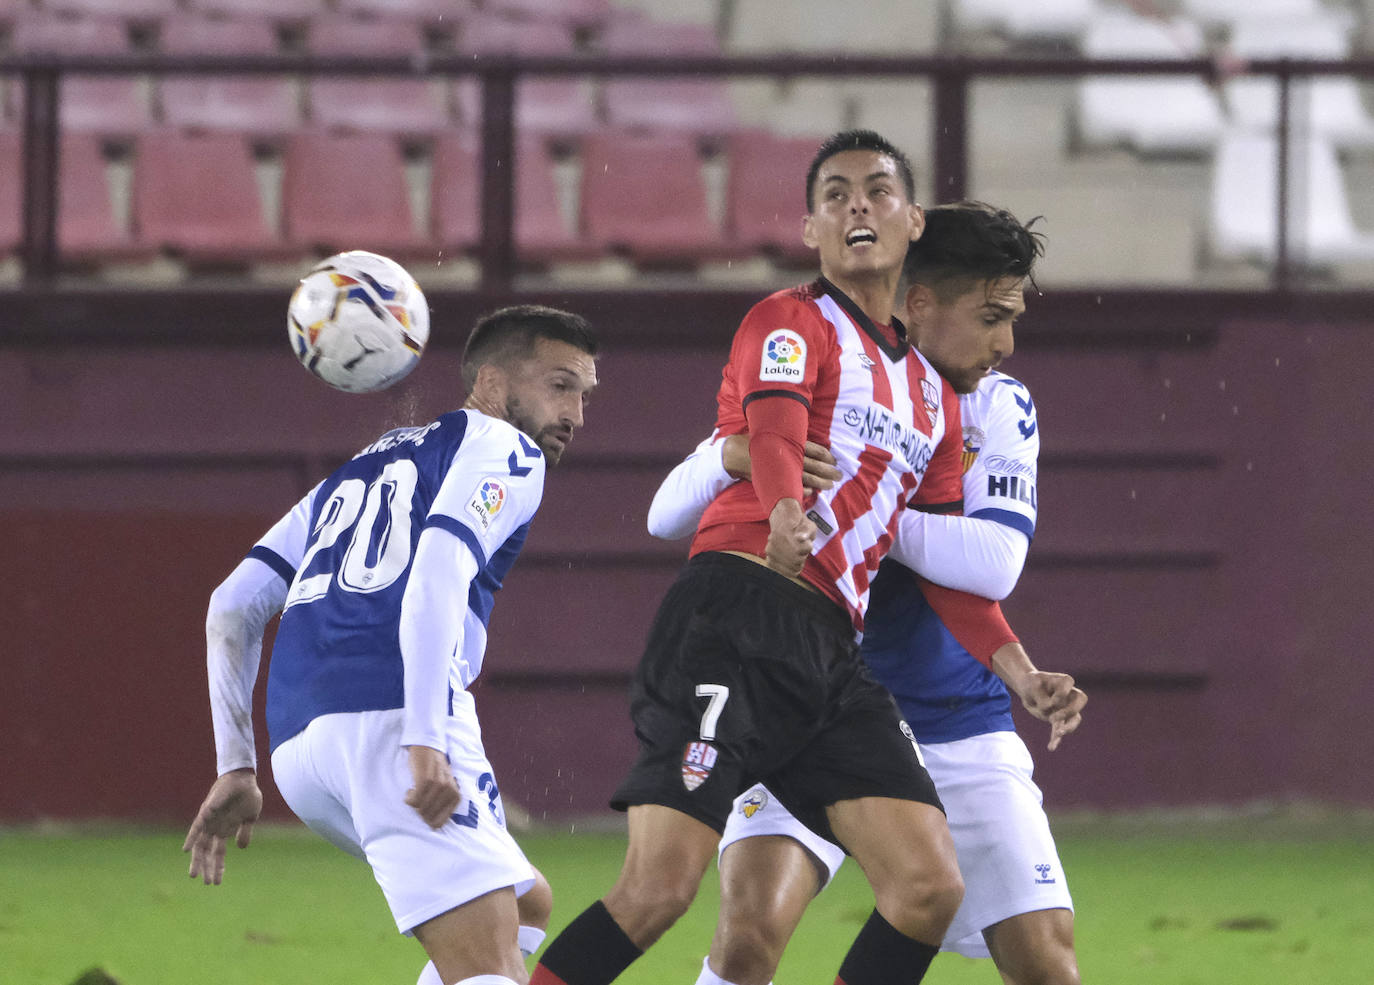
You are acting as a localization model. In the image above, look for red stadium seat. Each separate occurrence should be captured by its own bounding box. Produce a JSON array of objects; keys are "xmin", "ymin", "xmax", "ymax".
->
[
  {"xmin": 482, "ymin": 0, "xmax": 609, "ymax": 27},
  {"xmin": 59, "ymin": 133, "xmax": 152, "ymax": 263},
  {"xmin": 158, "ymin": 15, "xmax": 301, "ymax": 135},
  {"xmin": 334, "ymin": 0, "xmax": 469, "ymax": 20},
  {"xmin": 456, "ymin": 13, "xmax": 598, "ymax": 136},
  {"xmin": 599, "ymin": 13, "xmax": 737, "ymax": 135},
  {"xmin": 726, "ymin": 129, "xmax": 820, "ymax": 266},
  {"xmin": 8, "ymin": 17, "xmax": 152, "ymax": 134},
  {"xmin": 306, "ymin": 17, "xmax": 452, "ymax": 135},
  {"xmin": 282, "ymin": 130, "xmax": 428, "ymax": 257},
  {"xmin": 131, "ymin": 130, "xmax": 281, "ymax": 262},
  {"xmin": 431, "ymin": 133, "xmax": 588, "ymax": 262},
  {"xmin": 0, "ymin": 131, "xmax": 19, "ymax": 259},
  {"xmin": 41, "ymin": 0, "xmax": 180, "ymax": 17},
  {"xmin": 578, "ymin": 129, "xmax": 727, "ymax": 264}
]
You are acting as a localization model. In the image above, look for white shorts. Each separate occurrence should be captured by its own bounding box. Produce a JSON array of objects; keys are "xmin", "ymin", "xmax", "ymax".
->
[
  {"xmin": 270, "ymin": 696, "xmax": 535, "ymax": 935},
  {"xmin": 717, "ymin": 730, "xmax": 1072, "ymax": 960}
]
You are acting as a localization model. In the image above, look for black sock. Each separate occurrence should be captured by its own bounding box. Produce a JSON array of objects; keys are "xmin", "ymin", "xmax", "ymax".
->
[
  {"xmin": 835, "ymin": 909, "xmax": 940, "ymax": 985},
  {"xmin": 530, "ymin": 900, "xmax": 643, "ymax": 985}
]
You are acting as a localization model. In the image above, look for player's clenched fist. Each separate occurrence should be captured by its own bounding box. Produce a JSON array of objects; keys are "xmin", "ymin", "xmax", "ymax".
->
[
  {"xmin": 765, "ymin": 498, "xmax": 817, "ymax": 578},
  {"xmin": 404, "ymin": 744, "xmax": 462, "ymax": 829}
]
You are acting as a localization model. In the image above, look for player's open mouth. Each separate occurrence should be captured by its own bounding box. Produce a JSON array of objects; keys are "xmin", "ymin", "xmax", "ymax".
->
[{"xmin": 845, "ymin": 228, "xmax": 877, "ymax": 247}]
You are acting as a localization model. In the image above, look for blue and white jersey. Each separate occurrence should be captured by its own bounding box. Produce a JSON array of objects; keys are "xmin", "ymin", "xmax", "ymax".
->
[
  {"xmin": 863, "ymin": 370, "xmax": 1040, "ymax": 743},
  {"xmin": 253, "ymin": 409, "xmax": 546, "ymax": 752}
]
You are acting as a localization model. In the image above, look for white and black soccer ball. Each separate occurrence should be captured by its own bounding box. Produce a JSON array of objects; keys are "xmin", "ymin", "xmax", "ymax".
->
[{"xmin": 287, "ymin": 250, "xmax": 430, "ymax": 393}]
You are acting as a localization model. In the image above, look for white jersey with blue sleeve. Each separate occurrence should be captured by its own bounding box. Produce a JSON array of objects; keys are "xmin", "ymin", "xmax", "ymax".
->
[
  {"xmin": 264, "ymin": 409, "xmax": 546, "ymax": 753},
  {"xmin": 863, "ymin": 369, "xmax": 1040, "ymax": 742}
]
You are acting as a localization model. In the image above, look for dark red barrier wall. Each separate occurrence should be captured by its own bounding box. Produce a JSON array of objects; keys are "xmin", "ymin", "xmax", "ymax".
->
[{"xmin": 3, "ymin": 307, "xmax": 1371, "ymax": 823}]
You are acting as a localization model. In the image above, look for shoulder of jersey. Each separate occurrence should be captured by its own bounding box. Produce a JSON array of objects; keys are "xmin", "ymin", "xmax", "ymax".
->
[{"xmin": 980, "ymin": 369, "xmax": 1029, "ymax": 399}]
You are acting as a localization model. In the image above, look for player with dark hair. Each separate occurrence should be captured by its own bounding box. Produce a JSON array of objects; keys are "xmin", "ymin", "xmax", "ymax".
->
[
  {"xmin": 651, "ymin": 202, "xmax": 1086, "ymax": 985},
  {"xmin": 531, "ymin": 129, "xmax": 969, "ymax": 985},
  {"xmin": 183, "ymin": 305, "xmax": 598, "ymax": 985}
]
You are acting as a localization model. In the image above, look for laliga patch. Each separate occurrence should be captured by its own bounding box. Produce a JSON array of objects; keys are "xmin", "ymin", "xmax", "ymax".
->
[
  {"xmin": 920, "ymin": 378, "xmax": 940, "ymax": 428},
  {"xmin": 681, "ymin": 741, "xmax": 718, "ymax": 791},
  {"xmin": 962, "ymin": 426, "xmax": 985, "ymax": 475},
  {"xmin": 759, "ymin": 331, "xmax": 807, "ymax": 383},
  {"xmin": 466, "ymin": 477, "xmax": 507, "ymax": 533},
  {"xmin": 739, "ymin": 788, "xmax": 768, "ymax": 819}
]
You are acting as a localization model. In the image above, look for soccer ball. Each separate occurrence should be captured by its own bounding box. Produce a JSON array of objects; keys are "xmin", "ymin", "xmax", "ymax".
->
[{"xmin": 287, "ymin": 250, "xmax": 430, "ymax": 393}]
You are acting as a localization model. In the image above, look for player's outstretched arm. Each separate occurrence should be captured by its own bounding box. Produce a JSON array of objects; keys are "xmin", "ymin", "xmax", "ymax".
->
[
  {"xmin": 183, "ymin": 768, "xmax": 263, "ymax": 885},
  {"xmin": 989, "ymin": 641, "xmax": 1087, "ymax": 751}
]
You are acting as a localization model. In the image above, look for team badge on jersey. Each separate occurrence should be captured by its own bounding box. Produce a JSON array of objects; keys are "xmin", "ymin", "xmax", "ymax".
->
[
  {"xmin": 681, "ymin": 741, "xmax": 718, "ymax": 791},
  {"xmin": 760, "ymin": 331, "xmax": 807, "ymax": 382},
  {"xmin": 962, "ymin": 426, "xmax": 985, "ymax": 474},
  {"xmin": 466, "ymin": 477, "xmax": 507, "ymax": 532},
  {"xmin": 920, "ymin": 378, "xmax": 941, "ymax": 428},
  {"xmin": 739, "ymin": 787, "xmax": 768, "ymax": 818}
]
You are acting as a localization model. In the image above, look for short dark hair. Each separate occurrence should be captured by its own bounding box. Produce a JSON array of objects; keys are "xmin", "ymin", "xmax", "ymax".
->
[
  {"xmin": 903, "ymin": 201, "xmax": 1045, "ymax": 300},
  {"xmin": 805, "ymin": 129, "xmax": 917, "ymax": 212},
  {"xmin": 461, "ymin": 304, "xmax": 598, "ymax": 390}
]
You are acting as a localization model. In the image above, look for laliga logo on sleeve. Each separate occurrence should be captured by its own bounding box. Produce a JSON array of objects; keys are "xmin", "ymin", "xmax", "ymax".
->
[
  {"xmin": 760, "ymin": 331, "xmax": 807, "ymax": 382},
  {"xmin": 466, "ymin": 477, "xmax": 507, "ymax": 532}
]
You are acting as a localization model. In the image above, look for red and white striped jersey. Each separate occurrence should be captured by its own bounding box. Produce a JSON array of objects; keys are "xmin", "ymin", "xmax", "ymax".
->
[{"xmin": 691, "ymin": 277, "xmax": 964, "ymax": 629}]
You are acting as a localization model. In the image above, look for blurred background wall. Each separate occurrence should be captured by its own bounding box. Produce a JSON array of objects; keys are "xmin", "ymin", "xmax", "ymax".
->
[{"xmin": 2, "ymin": 0, "xmax": 1373, "ymax": 822}]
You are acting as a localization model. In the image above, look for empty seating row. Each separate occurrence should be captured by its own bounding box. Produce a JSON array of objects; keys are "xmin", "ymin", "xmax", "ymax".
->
[
  {"xmin": 0, "ymin": 128, "xmax": 822, "ymax": 269},
  {"xmin": 0, "ymin": 10, "xmax": 742, "ymax": 137},
  {"xmin": 0, "ymin": 0, "xmax": 612, "ymax": 25}
]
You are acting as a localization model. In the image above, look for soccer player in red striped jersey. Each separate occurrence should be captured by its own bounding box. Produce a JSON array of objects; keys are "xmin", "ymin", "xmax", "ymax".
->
[{"xmin": 530, "ymin": 130, "xmax": 964, "ymax": 985}]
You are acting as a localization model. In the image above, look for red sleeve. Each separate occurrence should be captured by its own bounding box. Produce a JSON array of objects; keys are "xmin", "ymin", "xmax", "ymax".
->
[
  {"xmin": 729, "ymin": 291, "xmax": 827, "ymax": 407},
  {"xmin": 745, "ymin": 395, "xmax": 809, "ymax": 512},
  {"xmin": 917, "ymin": 577, "xmax": 1018, "ymax": 666},
  {"xmin": 913, "ymin": 377, "xmax": 964, "ymax": 513}
]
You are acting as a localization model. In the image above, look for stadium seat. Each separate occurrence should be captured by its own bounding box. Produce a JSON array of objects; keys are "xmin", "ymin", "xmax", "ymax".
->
[
  {"xmin": 1208, "ymin": 129, "xmax": 1374, "ymax": 266},
  {"xmin": 158, "ymin": 15, "xmax": 301, "ymax": 135},
  {"xmin": 282, "ymin": 131, "xmax": 427, "ymax": 257},
  {"xmin": 455, "ymin": 13, "xmax": 599, "ymax": 136},
  {"xmin": 431, "ymin": 133, "xmax": 588, "ymax": 263},
  {"xmin": 578, "ymin": 129, "xmax": 727, "ymax": 264},
  {"xmin": 306, "ymin": 17, "xmax": 452, "ymax": 134},
  {"xmin": 0, "ymin": 131, "xmax": 19, "ymax": 259},
  {"xmin": 8, "ymin": 16, "xmax": 152, "ymax": 135},
  {"xmin": 333, "ymin": 0, "xmax": 468, "ymax": 19},
  {"xmin": 724, "ymin": 129, "xmax": 818, "ymax": 266},
  {"xmin": 131, "ymin": 130, "xmax": 281, "ymax": 263},
  {"xmin": 41, "ymin": 0, "xmax": 180, "ymax": 17},
  {"xmin": 58, "ymin": 133, "xmax": 149, "ymax": 264},
  {"xmin": 1179, "ymin": 0, "xmax": 1320, "ymax": 29},
  {"xmin": 728, "ymin": 0, "xmax": 940, "ymax": 53},
  {"xmin": 183, "ymin": 0, "xmax": 321, "ymax": 20},
  {"xmin": 599, "ymin": 13, "xmax": 738, "ymax": 135},
  {"xmin": 950, "ymin": 0, "xmax": 1098, "ymax": 44},
  {"xmin": 1074, "ymin": 9, "xmax": 1225, "ymax": 155},
  {"xmin": 483, "ymin": 0, "xmax": 609, "ymax": 28},
  {"xmin": 1221, "ymin": 14, "xmax": 1374, "ymax": 150}
]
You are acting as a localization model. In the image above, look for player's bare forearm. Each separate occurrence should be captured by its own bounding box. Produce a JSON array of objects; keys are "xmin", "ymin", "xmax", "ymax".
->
[
  {"xmin": 183, "ymin": 768, "xmax": 263, "ymax": 886},
  {"xmin": 990, "ymin": 642, "xmax": 1088, "ymax": 751},
  {"xmin": 723, "ymin": 433, "xmax": 840, "ymax": 491}
]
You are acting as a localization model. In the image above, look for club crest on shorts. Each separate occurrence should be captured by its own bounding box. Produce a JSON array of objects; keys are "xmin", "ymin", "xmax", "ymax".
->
[
  {"xmin": 739, "ymin": 787, "xmax": 768, "ymax": 818},
  {"xmin": 681, "ymin": 741, "xmax": 718, "ymax": 791},
  {"xmin": 759, "ymin": 331, "xmax": 806, "ymax": 383}
]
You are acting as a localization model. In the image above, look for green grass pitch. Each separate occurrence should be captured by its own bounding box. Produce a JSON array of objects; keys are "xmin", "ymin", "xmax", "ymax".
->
[{"xmin": 2, "ymin": 808, "xmax": 1371, "ymax": 984}]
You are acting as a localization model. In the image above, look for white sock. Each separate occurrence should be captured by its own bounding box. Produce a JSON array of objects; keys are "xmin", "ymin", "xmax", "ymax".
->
[
  {"xmin": 518, "ymin": 924, "xmax": 547, "ymax": 958},
  {"xmin": 694, "ymin": 955, "xmax": 768, "ymax": 985},
  {"xmin": 417, "ymin": 965, "xmax": 518, "ymax": 985}
]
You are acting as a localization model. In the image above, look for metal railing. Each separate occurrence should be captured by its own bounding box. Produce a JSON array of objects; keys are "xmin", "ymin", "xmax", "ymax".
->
[{"xmin": 5, "ymin": 51, "xmax": 1374, "ymax": 290}]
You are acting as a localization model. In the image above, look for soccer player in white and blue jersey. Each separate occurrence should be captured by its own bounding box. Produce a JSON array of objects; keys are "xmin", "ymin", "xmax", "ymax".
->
[
  {"xmin": 183, "ymin": 305, "xmax": 598, "ymax": 985},
  {"xmin": 649, "ymin": 204, "xmax": 1087, "ymax": 985}
]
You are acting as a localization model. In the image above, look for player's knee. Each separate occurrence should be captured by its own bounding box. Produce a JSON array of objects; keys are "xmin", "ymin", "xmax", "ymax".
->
[
  {"xmin": 518, "ymin": 868, "xmax": 554, "ymax": 931},
  {"xmin": 714, "ymin": 918, "xmax": 790, "ymax": 983},
  {"xmin": 1012, "ymin": 944, "xmax": 1080, "ymax": 985},
  {"xmin": 605, "ymin": 869, "xmax": 699, "ymax": 939},
  {"xmin": 876, "ymin": 855, "xmax": 963, "ymax": 933}
]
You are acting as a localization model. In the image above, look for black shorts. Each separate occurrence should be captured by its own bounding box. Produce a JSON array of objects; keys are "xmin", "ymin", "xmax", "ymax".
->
[{"xmin": 611, "ymin": 552, "xmax": 941, "ymax": 836}]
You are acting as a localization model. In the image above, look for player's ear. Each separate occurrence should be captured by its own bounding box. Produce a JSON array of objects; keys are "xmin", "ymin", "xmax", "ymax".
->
[
  {"xmin": 907, "ymin": 203, "xmax": 925, "ymax": 243},
  {"xmin": 471, "ymin": 361, "xmax": 508, "ymax": 405},
  {"xmin": 904, "ymin": 283, "xmax": 932, "ymax": 326},
  {"xmin": 801, "ymin": 213, "xmax": 819, "ymax": 249}
]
